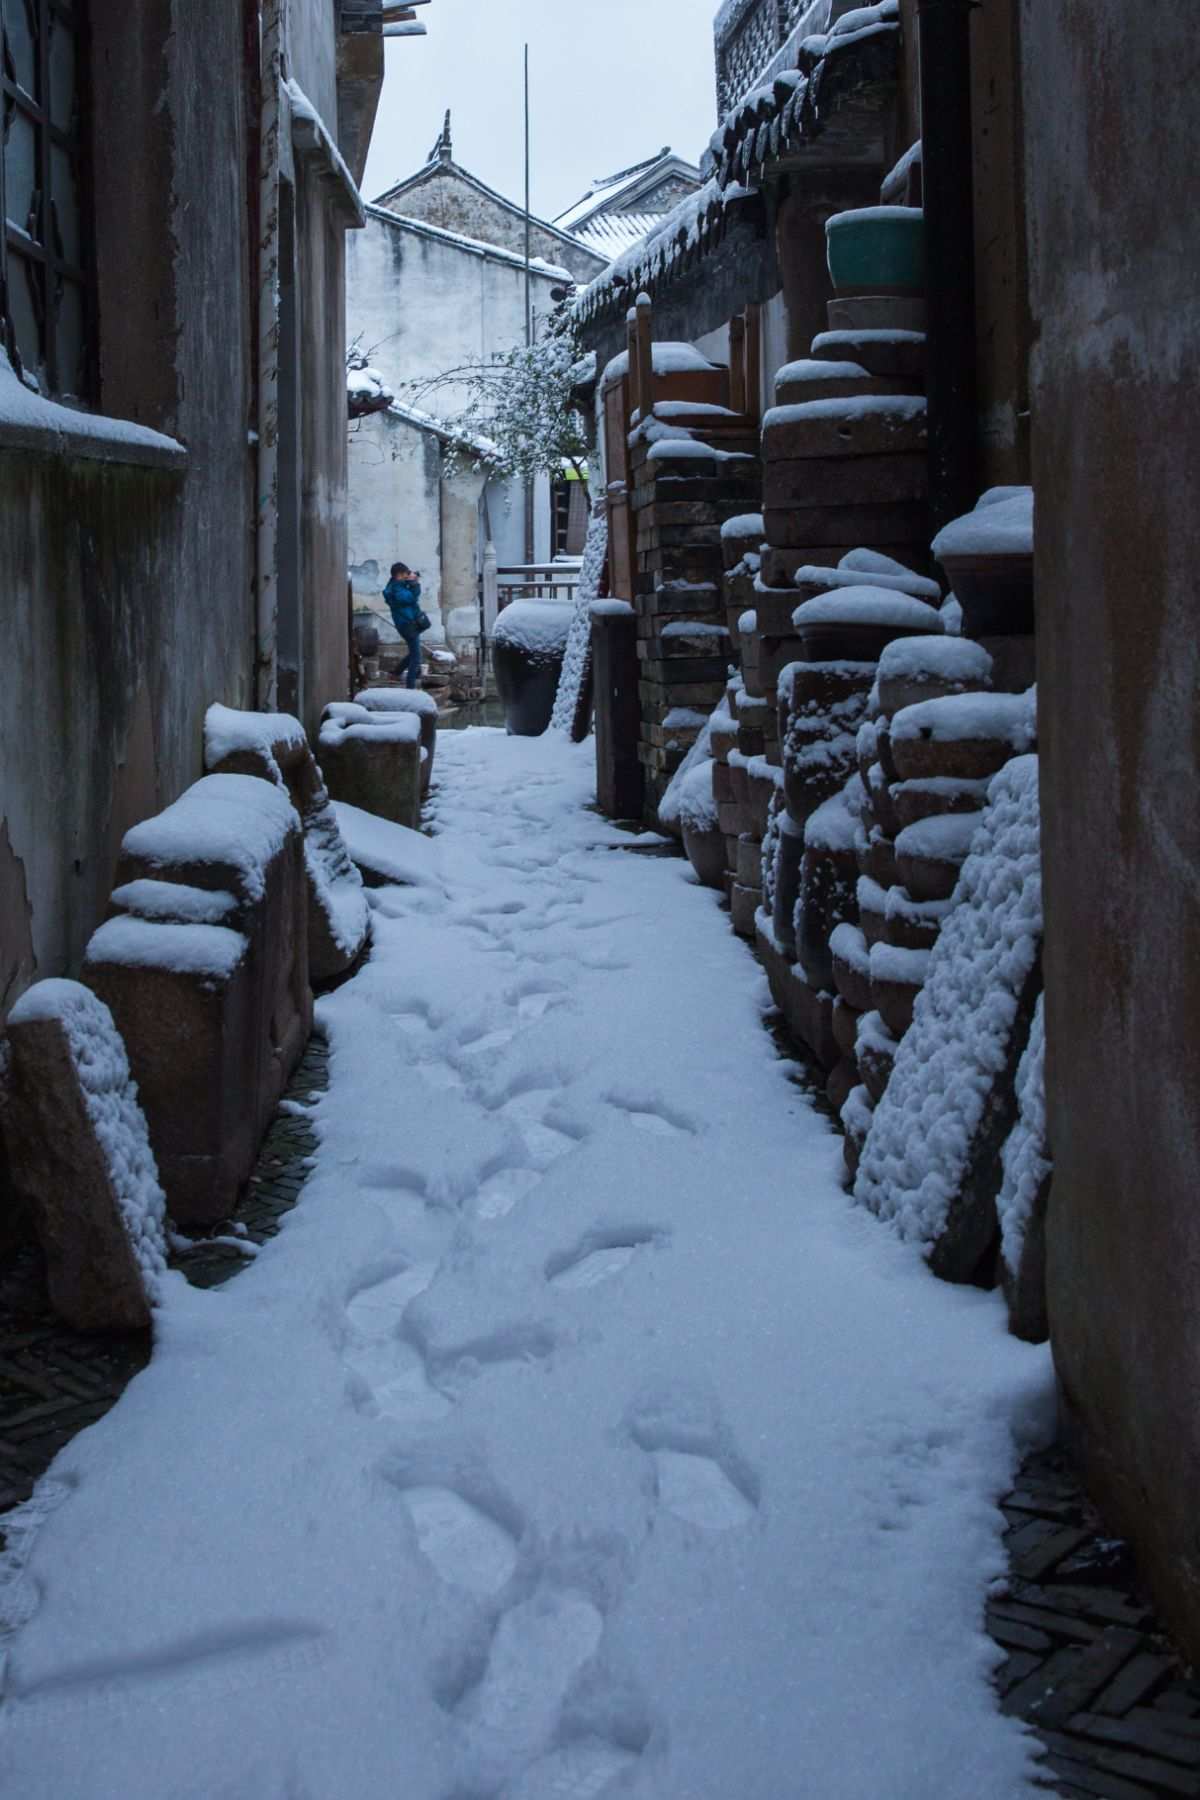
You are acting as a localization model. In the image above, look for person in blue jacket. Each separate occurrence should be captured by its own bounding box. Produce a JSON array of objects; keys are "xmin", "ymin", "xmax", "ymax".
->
[{"xmin": 383, "ymin": 561, "xmax": 426, "ymax": 689}]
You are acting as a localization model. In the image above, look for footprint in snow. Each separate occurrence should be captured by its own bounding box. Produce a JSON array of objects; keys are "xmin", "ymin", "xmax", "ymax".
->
[
  {"xmin": 345, "ymin": 1266, "xmax": 449, "ymax": 1426},
  {"xmin": 503, "ymin": 1740, "xmax": 640, "ymax": 1799},
  {"xmin": 626, "ymin": 1385, "xmax": 759, "ymax": 1533},
  {"xmin": 474, "ymin": 1165, "xmax": 544, "ymax": 1221},
  {"xmin": 605, "ymin": 1092, "xmax": 698, "ymax": 1139},
  {"xmin": 456, "ymin": 1590, "xmax": 604, "ymax": 1756},
  {"xmin": 396, "ymin": 1487, "xmax": 517, "ymax": 1597},
  {"xmin": 546, "ymin": 1228, "xmax": 664, "ymax": 1292}
]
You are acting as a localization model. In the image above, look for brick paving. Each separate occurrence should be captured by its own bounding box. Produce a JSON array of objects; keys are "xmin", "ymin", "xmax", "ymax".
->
[
  {"xmin": 2, "ymin": 1013, "xmax": 1199, "ymax": 1793},
  {"xmin": 0, "ymin": 1032, "xmax": 329, "ymax": 1531},
  {"xmin": 997, "ymin": 1447, "xmax": 1200, "ymax": 1796}
]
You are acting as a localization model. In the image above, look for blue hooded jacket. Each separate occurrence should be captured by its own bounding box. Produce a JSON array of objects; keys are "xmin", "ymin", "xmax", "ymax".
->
[{"xmin": 384, "ymin": 575, "xmax": 423, "ymax": 633}]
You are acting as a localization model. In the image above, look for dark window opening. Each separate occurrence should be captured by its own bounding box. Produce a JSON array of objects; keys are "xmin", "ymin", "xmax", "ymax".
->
[
  {"xmin": 1, "ymin": 0, "xmax": 93, "ymax": 400},
  {"xmin": 551, "ymin": 475, "xmax": 589, "ymax": 558}
]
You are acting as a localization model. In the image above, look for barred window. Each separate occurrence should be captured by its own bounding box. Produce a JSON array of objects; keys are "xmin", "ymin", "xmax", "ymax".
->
[{"xmin": 1, "ymin": 0, "xmax": 92, "ymax": 400}]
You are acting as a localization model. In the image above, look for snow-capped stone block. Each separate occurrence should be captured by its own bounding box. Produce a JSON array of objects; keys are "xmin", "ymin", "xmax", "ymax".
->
[
  {"xmin": 797, "ymin": 782, "xmax": 864, "ymax": 991},
  {"xmin": 773, "ymin": 359, "xmax": 916, "ymax": 409},
  {"xmin": 794, "ymin": 560, "xmax": 941, "ymax": 608},
  {"xmin": 830, "ymin": 922, "xmax": 873, "ymax": 1013},
  {"xmin": 205, "ymin": 704, "xmax": 371, "ymax": 985},
  {"xmin": 762, "ymin": 395, "xmax": 927, "ymax": 463},
  {"xmin": 854, "ymin": 754, "xmax": 1043, "ymax": 1286},
  {"xmin": 352, "ymin": 689, "xmax": 438, "ymax": 795},
  {"xmin": 318, "ymin": 711, "xmax": 423, "ymax": 829},
  {"xmin": 895, "ymin": 809, "xmax": 984, "ymax": 902},
  {"xmin": 3, "ymin": 981, "xmax": 168, "ymax": 1332},
  {"xmin": 95, "ymin": 774, "xmax": 311, "ymax": 1224},
  {"xmin": 83, "ymin": 916, "xmax": 258, "ymax": 1230},
  {"xmin": 856, "ymin": 1010, "xmax": 899, "ymax": 1105},
  {"xmin": 874, "ymin": 635, "xmax": 993, "ymax": 719},
  {"xmin": 869, "ymin": 941, "xmax": 930, "ymax": 1038},
  {"xmin": 890, "ymin": 689, "xmax": 1037, "ymax": 783},
  {"xmin": 892, "ymin": 775, "xmax": 991, "ymax": 832}
]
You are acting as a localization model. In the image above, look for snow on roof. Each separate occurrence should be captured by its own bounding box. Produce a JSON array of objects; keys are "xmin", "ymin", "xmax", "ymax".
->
[
  {"xmin": 554, "ymin": 147, "xmax": 702, "ymax": 234},
  {"xmin": 372, "ymin": 159, "xmax": 608, "ymax": 268},
  {"xmin": 365, "ymin": 205, "xmax": 575, "ymax": 282}
]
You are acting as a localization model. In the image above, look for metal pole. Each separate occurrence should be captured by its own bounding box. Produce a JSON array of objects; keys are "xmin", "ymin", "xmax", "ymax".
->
[{"xmin": 523, "ymin": 42, "xmax": 535, "ymax": 562}]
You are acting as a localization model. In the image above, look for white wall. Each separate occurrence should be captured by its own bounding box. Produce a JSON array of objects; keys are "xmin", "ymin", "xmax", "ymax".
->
[
  {"xmin": 347, "ymin": 213, "xmax": 562, "ymax": 601},
  {"xmin": 348, "ymin": 410, "xmax": 444, "ymax": 632}
]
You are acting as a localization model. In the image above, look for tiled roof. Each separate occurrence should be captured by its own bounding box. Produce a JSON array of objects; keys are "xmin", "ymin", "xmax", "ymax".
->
[
  {"xmin": 553, "ymin": 149, "xmax": 701, "ymax": 236},
  {"xmin": 572, "ymin": 212, "xmax": 664, "ymax": 258},
  {"xmin": 574, "ymin": 15, "xmax": 900, "ymax": 334}
]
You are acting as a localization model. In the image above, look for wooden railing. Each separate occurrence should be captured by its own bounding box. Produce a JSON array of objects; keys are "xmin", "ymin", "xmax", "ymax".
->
[{"xmin": 495, "ymin": 563, "xmax": 583, "ymax": 606}]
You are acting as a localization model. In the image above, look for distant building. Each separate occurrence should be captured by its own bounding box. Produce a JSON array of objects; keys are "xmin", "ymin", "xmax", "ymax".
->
[
  {"xmin": 553, "ymin": 148, "xmax": 704, "ymax": 261},
  {"xmin": 346, "ymin": 116, "xmax": 609, "ymax": 652}
]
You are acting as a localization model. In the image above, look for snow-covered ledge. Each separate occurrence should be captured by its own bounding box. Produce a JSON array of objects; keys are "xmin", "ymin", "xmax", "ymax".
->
[
  {"xmin": 0, "ymin": 351, "xmax": 187, "ymax": 471},
  {"xmin": 287, "ymin": 79, "xmax": 367, "ymax": 229}
]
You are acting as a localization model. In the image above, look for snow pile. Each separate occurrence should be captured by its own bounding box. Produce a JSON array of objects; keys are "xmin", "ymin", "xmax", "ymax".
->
[
  {"xmin": 791, "ymin": 562, "xmax": 940, "ymax": 603},
  {"xmin": 875, "ymin": 636, "xmax": 993, "ymax": 686},
  {"xmin": 804, "ymin": 780, "xmax": 863, "ymax": 853},
  {"xmin": 318, "ymin": 713, "xmax": 422, "ymax": 748},
  {"xmin": 330, "ymin": 801, "xmax": 444, "ymax": 891},
  {"xmin": 203, "ymin": 704, "xmax": 308, "ymax": 767},
  {"xmin": 891, "ymin": 690, "xmax": 1037, "ymax": 751},
  {"xmin": 855, "ymin": 755, "xmax": 1043, "ymax": 1246},
  {"xmin": 764, "ymin": 394, "xmax": 925, "ymax": 430},
  {"xmin": 997, "ymin": 995, "xmax": 1050, "ymax": 1277},
  {"xmin": 720, "ymin": 513, "xmax": 764, "ymax": 542},
  {"xmin": 353, "ymin": 689, "xmax": 439, "ymax": 718},
  {"xmin": 0, "ymin": 348, "xmax": 185, "ymax": 461},
  {"xmin": 6, "ymin": 980, "xmax": 168, "ymax": 1296},
  {"xmin": 600, "ymin": 341, "xmax": 721, "ymax": 386},
  {"xmin": 109, "ymin": 880, "xmax": 238, "ymax": 926},
  {"xmin": 932, "ymin": 488, "xmax": 1033, "ymax": 562},
  {"xmin": 86, "ymin": 915, "xmax": 248, "ymax": 981},
  {"xmin": 493, "ymin": 600, "xmax": 574, "ymax": 663},
  {"xmin": 122, "ymin": 774, "xmax": 298, "ymax": 904},
  {"xmin": 658, "ymin": 708, "xmax": 718, "ymax": 831},
  {"xmin": 676, "ymin": 759, "xmax": 719, "ymax": 834},
  {"xmin": 793, "ymin": 586, "xmax": 942, "ymax": 631},
  {"xmin": 346, "ymin": 365, "xmax": 394, "ymax": 417},
  {"xmin": 894, "ymin": 812, "xmax": 983, "ymax": 865},
  {"xmin": 829, "ymin": 0, "xmax": 900, "ymax": 38},
  {"xmin": 940, "ymin": 596, "xmax": 963, "ymax": 635}
]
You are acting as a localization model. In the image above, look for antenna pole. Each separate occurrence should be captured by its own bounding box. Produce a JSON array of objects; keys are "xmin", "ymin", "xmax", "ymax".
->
[{"xmin": 523, "ymin": 42, "xmax": 535, "ymax": 560}]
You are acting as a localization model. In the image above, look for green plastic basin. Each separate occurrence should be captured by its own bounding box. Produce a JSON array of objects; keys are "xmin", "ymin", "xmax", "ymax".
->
[{"xmin": 825, "ymin": 207, "xmax": 925, "ymax": 293}]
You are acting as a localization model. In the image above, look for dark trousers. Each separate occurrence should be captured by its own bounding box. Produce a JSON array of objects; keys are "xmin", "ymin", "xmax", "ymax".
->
[{"xmin": 398, "ymin": 626, "xmax": 422, "ymax": 689}]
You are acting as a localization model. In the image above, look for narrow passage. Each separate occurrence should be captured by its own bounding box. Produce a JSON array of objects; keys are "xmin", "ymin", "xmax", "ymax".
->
[{"xmin": 0, "ymin": 730, "xmax": 1053, "ymax": 1800}]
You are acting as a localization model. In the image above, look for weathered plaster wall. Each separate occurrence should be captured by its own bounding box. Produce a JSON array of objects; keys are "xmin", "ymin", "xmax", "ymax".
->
[
  {"xmin": 348, "ymin": 411, "xmax": 444, "ymax": 628},
  {"xmin": 376, "ymin": 165, "xmax": 605, "ymax": 286},
  {"xmin": 297, "ymin": 157, "xmax": 355, "ymax": 727},
  {"xmin": 1021, "ymin": 0, "xmax": 1200, "ymax": 1661},
  {"xmin": 0, "ymin": 0, "xmax": 256, "ymax": 1018},
  {"xmin": 288, "ymin": 0, "xmax": 339, "ymax": 127}
]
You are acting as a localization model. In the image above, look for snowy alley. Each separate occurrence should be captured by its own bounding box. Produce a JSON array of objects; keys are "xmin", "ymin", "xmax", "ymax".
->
[{"xmin": 0, "ymin": 729, "xmax": 1055, "ymax": 1800}]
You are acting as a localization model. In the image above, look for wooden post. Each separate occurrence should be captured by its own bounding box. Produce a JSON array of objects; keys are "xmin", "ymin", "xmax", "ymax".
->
[
  {"xmin": 625, "ymin": 308, "xmax": 641, "ymax": 425},
  {"xmin": 635, "ymin": 293, "xmax": 654, "ymax": 425},
  {"xmin": 744, "ymin": 303, "xmax": 762, "ymax": 424},
  {"xmin": 729, "ymin": 311, "xmax": 747, "ymax": 416}
]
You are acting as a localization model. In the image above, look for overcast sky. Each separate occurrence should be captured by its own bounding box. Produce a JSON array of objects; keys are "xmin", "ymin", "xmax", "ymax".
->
[{"xmin": 362, "ymin": 0, "xmax": 719, "ymax": 224}]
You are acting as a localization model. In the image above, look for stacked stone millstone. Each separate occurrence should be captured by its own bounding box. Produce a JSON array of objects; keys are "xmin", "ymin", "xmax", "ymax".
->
[
  {"xmin": 719, "ymin": 512, "xmax": 763, "ymax": 658},
  {"xmin": 834, "ymin": 653, "xmax": 1049, "ymax": 1183},
  {"xmin": 627, "ymin": 417, "xmax": 761, "ymax": 822},
  {"xmin": 758, "ymin": 579, "xmax": 945, "ymax": 1078}
]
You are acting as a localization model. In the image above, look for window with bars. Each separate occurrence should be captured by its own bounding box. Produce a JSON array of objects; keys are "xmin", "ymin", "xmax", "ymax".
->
[{"xmin": 1, "ymin": 0, "xmax": 92, "ymax": 400}]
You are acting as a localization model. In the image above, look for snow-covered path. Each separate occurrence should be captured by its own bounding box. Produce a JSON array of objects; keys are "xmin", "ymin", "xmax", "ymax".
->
[{"xmin": 1, "ymin": 731, "xmax": 1053, "ymax": 1800}]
